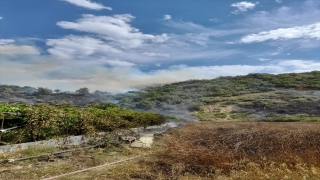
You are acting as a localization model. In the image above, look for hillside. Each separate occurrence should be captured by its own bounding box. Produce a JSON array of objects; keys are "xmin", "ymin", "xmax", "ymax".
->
[
  {"xmin": 1, "ymin": 71, "xmax": 320, "ymax": 121},
  {"xmin": 116, "ymin": 71, "xmax": 320, "ymax": 121}
]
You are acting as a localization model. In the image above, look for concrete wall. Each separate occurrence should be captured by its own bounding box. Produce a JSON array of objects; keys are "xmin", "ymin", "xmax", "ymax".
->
[{"xmin": 0, "ymin": 133, "xmax": 106, "ymax": 154}]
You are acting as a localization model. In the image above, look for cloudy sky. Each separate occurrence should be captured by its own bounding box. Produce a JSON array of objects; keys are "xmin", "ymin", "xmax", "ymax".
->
[{"xmin": 0, "ymin": 0, "xmax": 319, "ymax": 93}]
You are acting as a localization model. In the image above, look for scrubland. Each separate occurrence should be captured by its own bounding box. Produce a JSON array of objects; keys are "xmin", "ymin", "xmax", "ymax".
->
[
  {"xmin": 1, "ymin": 71, "xmax": 320, "ymax": 179},
  {"xmin": 2, "ymin": 121, "xmax": 319, "ymax": 180}
]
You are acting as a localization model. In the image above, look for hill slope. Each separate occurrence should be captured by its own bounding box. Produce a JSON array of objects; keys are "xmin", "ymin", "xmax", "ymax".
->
[
  {"xmin": 116, "ymin": 71, "xmax": 320, "ymax": 121},
  {"xmin": 1, "ymin": 71, "xmax": 320, "ymax": 121}
]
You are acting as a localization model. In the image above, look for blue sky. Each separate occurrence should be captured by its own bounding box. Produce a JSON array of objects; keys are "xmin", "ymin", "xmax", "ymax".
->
[{"xmin": 0, "ymin": 0, "xmax": 319, "ymax": 92}]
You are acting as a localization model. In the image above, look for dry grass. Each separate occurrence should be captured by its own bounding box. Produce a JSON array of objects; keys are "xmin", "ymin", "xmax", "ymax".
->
[
  {"xmin": 0, "ymin": 145, "xmax": 150, "ymax": 180},
  {"xmin": 1, "ymin": 122, "xmax": 320, "ymax": 179},
  {"xmin": 60, "ymin": 122, "xmax": 320, "ymax": 180},
  {"xmin": 66, "ymin": 160, "xmax": 320, "ymax": 180},
  {"xmin": 151, "ymin": 122, "xmax": 320, "ymax": 179}
]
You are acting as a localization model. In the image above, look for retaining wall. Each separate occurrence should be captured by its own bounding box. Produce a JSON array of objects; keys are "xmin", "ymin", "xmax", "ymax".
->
[{"xmin": 0, "ymin": 133, "xmax": 106, "ymax": 154}]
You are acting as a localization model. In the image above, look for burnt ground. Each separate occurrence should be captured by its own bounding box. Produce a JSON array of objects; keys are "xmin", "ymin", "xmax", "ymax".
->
[
  {"xmin": 242, "ymin": 89, "xmax": 320, "ymax": 116},
  {"xmin": 200, "ymin": 89, "xmax": 320, "ymax": 120}
]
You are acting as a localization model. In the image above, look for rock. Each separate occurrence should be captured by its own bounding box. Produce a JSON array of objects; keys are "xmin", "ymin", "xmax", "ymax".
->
[
  {"xmin": 130, "ymin": 140, "xmax": 144, "ymax": 148},
  {"xmin": 120, "ymin": 136, "xmax": 136, "ymax": 143},
  {"xmin": 139, "ymin": 136, "xmax": 153, "ymax": 148}
]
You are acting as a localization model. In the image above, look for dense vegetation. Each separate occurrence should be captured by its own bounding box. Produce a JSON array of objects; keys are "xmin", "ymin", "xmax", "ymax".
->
[
  {"xmin": 116, "ymin": 71, "xmax": 320, "ymax": 110},
  {"xmin": 1, "ymin": 71, "xmax": 320, "ymax": 112},
  {"xmin": 0, "ymin": 85, "xmax": 112, "ymax": 107},
  {"xmin": 0, "ymin": 102, "xmax": 165, "ymax": 144}
]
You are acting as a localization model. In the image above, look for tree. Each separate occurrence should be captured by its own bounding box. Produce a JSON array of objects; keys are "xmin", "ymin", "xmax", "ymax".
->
[
  {"xmin": 37, "ymin": 87, "xmax": 52, "ymax": 95},
  {"xmin": 76, "ymin": 87, "xmax": 90, "ymax": 96}
]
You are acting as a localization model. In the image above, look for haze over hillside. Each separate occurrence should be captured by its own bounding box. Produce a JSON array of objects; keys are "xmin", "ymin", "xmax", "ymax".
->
[
  {"xmin": 0, "ymin": 0, "xmax": 319, "ymax": 92},
  {"xmin": 1, "ymin": 71, "xmax": 320, "ymax": 118}
]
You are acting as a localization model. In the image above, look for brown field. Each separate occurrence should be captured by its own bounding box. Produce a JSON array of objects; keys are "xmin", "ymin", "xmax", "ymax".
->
[
  {"xmin": 1, "ymin": 121, "xmax": 320, "ymax": 179},
  {"xmin": 55, "ymin": 122, "xmax": 320, "ymax": 180},
  {"xmin": 152, "ymin": 122, "xmax": 320, "ymax": 179}
]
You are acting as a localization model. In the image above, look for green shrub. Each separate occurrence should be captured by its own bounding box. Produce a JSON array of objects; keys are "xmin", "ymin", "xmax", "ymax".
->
[
  {"xmin": 230, "ymin": 113, "xmax": 250, "ymax": 120},
  {"xmin": 213, "ymin": 113, "xmax": 227, "ymax": 119},
  {"xmin": 0, "ymin": 103, "xmax": 165, "ymax": 144}
]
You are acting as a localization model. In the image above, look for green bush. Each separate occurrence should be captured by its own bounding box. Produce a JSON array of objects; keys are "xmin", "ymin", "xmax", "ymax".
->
[
  {"xmin": 0, "ymin": 102, "xmax": 165, "ymax": 144},
  {"xmin": 230, "ymin": 113, "xmax": 250, "ymax": 120},
  {"xmin": 213, "ymin": 112, "xmax": 227, "ymax": 119}
]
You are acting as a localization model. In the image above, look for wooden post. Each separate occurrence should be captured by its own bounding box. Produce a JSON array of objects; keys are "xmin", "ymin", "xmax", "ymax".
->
[
  {"xmin": 264, "ymin": 106, "xmax": 267, "ymax": 118},
  {"xmin": 0, "ymin": 114, "xmax": 4, "ymax": 142},
  {"xmin": 1, "ymin": 115, "xmax": 4, "ymax": 130}
]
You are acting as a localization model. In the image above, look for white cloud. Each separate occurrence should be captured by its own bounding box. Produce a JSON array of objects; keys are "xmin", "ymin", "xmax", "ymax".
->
[
  {"xmin": 0, "ymin": 45, "xmax": 39, "ymax": 55},
  {"xmin": 270, "ymin": 47, "xmax": 284, "ymax": 56},
  {"xmin": 240, "ymin": 1, "xmax": 320, "ymax": 31},
  {"xmin": 258, "ymin": 58, "xmax": 271, "ymax": 61},
  {"xmin": 165, "ymin": 21, "xmax": 210, "ymax": 33},
  {"xmin": 73, "ymin": 57, "xmax": 316, "ymax": 89},
  {"xmin": 275, "ymin": 60, "xmax": 320, "ymax": 72},
  {"xmin": 240, "ymin": 23, "xmax": 320, "ymax": 43},
  {"xmin": 0, "ymin": 39, "xmax": 15, "ymax": 45},
  {"xmin": 104, "ymin": 60, "xmax": 136, "ymax": 67},
  {"xmin": 57, "ymin": 14, "xmax": 168, "ymax": 49},
  {"xmin": 47, "ymin": 33, "xmax": 238, "ymax": 64},
  {"xmin": 142, "ymin": 52, "xmax": 170, "ymax": 57},
  {"xmin": 163, "ymin": 14, "xmax": 171, "ymax": 20},
  {"xmin": 164, "ymin": 20, "xmax": 250, "ymax": 38},
  {"xmin": 209, "ymin": 18, "xmax": 218, "ymax": 22},
  {"xmin": 231, "ymin": 1, "xmax": 258, "ymax": 14},
  {"xmin": 2, "ymin": 2, "xmax": 319, "ymax": 93},
  {"xmin": 268, "ymin": 34, "xmax": 320, "ymax": 51},
  {"xmin": 233, "ymin": 1, "xmax": 320, "ymax": 53},
  {"xmin": 0, "ymin": 39, "xmax": 39, "ymax": 55},
  {"xmin": 0, "ymin": 16, "xmax": 2, "ymax": 20},
  {"xmin": 275, "ymin": 0, "xmax": 282, "ymax": 3},
  {"xmin": 2, "ymin": 55, "xmax": 319, "ymax": 93},
  {"xmin": 226, "ymin": 41, "xmax": 236, "ymax": 44},
  {"xmin": 47, "ymin": 35, "xmax": 122, "ymax": 59},
  {"xmin": 47, "ymin": 14, "xmax": 240, "ymax": 65},
  {"xmin": 61, "ymin": 0, "xmax": 111, "ymax": 10}
]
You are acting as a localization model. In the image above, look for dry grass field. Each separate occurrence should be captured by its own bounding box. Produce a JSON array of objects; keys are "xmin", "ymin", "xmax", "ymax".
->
[
  {"xmin": 68, "ymin": 122, "xmax": 320, "ymax": 180},
  {"xmin": 1, "ymin": 121, "xmax": 320, "ymax": 179},
  {"xmin": 151, "ymin": 122, "xmax": 320, "ymax": 179}
]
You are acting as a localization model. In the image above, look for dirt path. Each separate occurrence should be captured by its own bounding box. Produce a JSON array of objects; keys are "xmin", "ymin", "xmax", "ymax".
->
[{"xmin": 42, "ymin": 154, "xmax": 148, "ymax": 180}]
